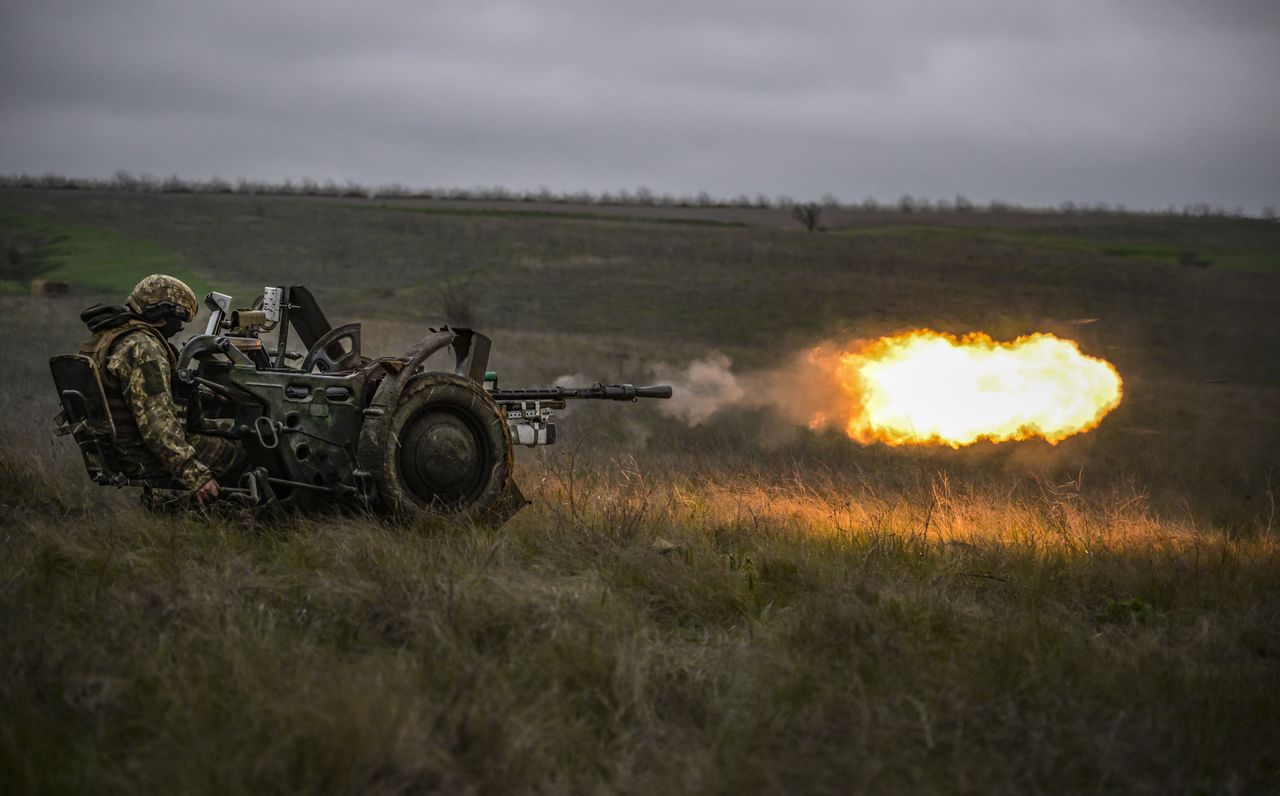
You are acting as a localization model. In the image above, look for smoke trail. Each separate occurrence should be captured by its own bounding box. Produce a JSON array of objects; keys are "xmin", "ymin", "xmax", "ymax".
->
[
  {"xmin": 652, "ymin": 352, "xmax": 746, "ymax": 426},
  {"xmin": 652, "ymin": 350, "xmax": 845, "ymax": 428}
]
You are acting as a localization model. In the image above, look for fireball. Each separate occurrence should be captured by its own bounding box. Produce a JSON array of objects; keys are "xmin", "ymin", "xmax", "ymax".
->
[{"xmin": 816, "ymin": 330, "xmax": 1123, "ymax": 447}]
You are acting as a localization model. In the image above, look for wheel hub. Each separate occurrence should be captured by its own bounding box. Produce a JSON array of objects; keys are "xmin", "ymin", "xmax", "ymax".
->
[{"xmin": 398, "ymin": 409, "xmax": 487, "ymax": 506}]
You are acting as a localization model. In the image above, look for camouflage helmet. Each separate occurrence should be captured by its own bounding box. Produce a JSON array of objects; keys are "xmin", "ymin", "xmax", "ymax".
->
[{"xmin": 127, "ymin": 274, "xmax": 198, "ymax": 322}]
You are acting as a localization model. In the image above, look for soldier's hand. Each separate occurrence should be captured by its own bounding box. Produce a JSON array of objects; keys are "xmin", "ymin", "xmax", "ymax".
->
[{"xmin": 195, "ymin": 478, "xmax": 220, "ymax": 505}]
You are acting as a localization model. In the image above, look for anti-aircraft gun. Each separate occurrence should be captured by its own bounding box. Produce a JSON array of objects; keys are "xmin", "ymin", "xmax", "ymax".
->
[{"xmin": 51, "ymin": 285, "xmax": 671, "ymax": 522}]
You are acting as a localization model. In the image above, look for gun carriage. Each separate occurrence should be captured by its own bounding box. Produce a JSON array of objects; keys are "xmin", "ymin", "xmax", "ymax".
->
[{"xmin": 51, "ymin": 285, "xmax": 671, "ymax": 521}]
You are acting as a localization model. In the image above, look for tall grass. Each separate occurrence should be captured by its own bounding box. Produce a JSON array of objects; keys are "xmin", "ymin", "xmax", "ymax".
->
[{"xmin": 3, "ymin": 445, "xmax": 1278, "ymax": 793}]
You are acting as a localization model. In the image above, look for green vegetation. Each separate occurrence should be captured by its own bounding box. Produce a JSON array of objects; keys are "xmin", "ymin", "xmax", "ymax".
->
[
  {"xmin": 1, "ymin": 187, "xmax": 1278, "ymax": 793},
  {"xmin": 0, "ymin": 211, "xmax": 206, "ymax": 296},
  {"xmin": 838, "ymin": 224, "xmax": 1280, "ymax": 271}
]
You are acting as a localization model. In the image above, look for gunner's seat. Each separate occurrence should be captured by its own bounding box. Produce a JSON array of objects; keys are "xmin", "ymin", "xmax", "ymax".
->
[{"xmin": 49, "ymin": 354, "xmax": 184, "ymax": 490}]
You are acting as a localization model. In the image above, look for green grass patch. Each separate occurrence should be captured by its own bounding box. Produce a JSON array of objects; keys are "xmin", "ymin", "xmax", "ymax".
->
[
  {"xmin": 838, "ymin": 224, "xmax": 1103, "ymax": 255},
  {"xmin": 837, "ymin": 223, "xmax": 1280, "ymax": 271},
  {"xmin": 1100, "ymin": 244, "xmax": 1182, "ymax": 260},
  {"xmin": 0, "ymin": 212, "xmax": 206, "ymax": 296},
  {"xmin": 1211, "ymin": 249, "xmax": 1280, "ymax": 272}
]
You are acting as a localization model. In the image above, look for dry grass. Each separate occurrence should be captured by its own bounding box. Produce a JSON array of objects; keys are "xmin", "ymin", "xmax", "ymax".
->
[
  {"xmin": 3, "ymin": 449, "xmax": 1278, "ymax": 794},
  {"xmin": 1, "ymin": 189, "xmax": 1278, "ymax": 793}
]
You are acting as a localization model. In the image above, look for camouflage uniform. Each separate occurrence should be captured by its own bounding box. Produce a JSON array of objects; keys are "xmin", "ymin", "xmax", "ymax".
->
[{"xmin": 79, "ymin": 275, "xmax": 246, "ymax": 490}]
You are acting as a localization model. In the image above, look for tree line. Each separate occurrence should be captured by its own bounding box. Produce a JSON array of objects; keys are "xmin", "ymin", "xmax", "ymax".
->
[{"xmin": 1, "ymin": 171, "xmax": 1272, "ymax": 221}]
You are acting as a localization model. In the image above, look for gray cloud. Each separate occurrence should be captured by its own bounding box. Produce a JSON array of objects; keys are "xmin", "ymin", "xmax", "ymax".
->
[{"xmin": 2, "ymin": 0, "xmax": 1277, "ymax": 209}]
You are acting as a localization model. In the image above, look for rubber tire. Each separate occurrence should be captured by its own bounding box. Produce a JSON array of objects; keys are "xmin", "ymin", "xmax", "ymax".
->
[{"xmin": 372, "ymin": 372, "xmax": 513, "ymax": 520}]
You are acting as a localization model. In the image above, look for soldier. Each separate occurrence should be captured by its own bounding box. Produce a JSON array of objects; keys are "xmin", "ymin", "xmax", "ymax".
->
[{"xmin": 79, "ymin": 274, "xmax": 246, "ymax": 504}]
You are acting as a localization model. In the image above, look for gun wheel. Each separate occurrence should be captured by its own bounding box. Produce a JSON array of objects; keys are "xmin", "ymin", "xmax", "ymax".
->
[{"xmin": 374, "ymin": 372, "xmax": 514, "ymax": 519}]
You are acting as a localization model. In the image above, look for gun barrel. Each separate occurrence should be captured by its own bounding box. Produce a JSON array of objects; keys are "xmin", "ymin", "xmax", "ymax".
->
[
  {"xmin": 633, "ymin": 385, "xmax": 673, "ymax": 399},
  {"xmin": 490, "ymin": 383, "xmax": 672, "ymax": 403}
]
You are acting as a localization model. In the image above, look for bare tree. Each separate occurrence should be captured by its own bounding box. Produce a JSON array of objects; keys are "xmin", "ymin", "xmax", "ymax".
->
[
  {"xmin": 792, "ymin": 203, "xmax": 822, "ymax": 232},
  {"xmin": 438, "ymin": 276, "xmax": 482, "ymax": 328}
]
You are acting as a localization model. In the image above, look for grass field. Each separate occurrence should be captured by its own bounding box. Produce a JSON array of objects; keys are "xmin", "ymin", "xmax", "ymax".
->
[{"xmin": 2, "ymin": 188, "xmax": 1279, "ymax": 793}]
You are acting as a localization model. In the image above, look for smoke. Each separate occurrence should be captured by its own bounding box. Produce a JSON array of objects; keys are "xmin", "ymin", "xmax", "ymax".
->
[
  {"xmin": 651, "ymin": 352, "xmax": 747, "ymax": 426},
  {"xmin": 553, "ymin": 372, "xmax": 590, "ymax": 388},
  {"xmin": 549, "ymin": 372, "xmax": 590, "ymax": 416},
  {"xmin": 652, "ymin": 348, "xmax": 850, "ymax": 431}
]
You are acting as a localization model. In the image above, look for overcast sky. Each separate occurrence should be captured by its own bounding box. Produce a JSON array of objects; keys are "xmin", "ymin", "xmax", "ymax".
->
[{"xmin": 2, "ymin": 0, "xmax": 1277, "ymax": 210}]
